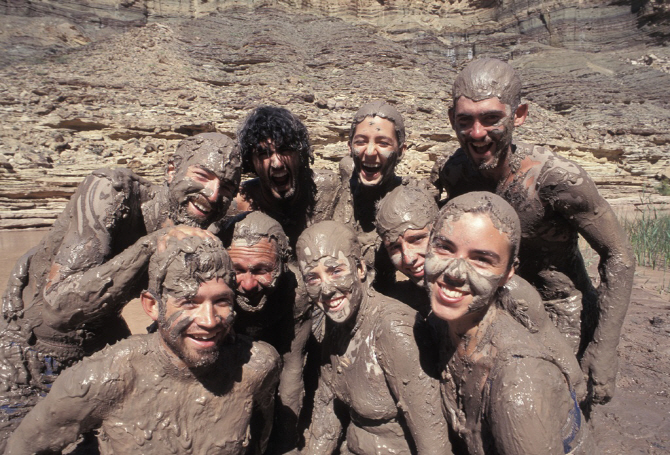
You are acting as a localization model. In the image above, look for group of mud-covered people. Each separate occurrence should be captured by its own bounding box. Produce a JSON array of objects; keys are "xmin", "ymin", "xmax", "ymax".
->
[{"xmin": 0, "ymin": 58, "xmax": 634, "ymax": 454}]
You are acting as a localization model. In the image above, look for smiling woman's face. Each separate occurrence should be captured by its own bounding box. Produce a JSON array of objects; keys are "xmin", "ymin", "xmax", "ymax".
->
[
  {"xmin": 349, "ymin": 116, "xmax": 402, "ymax": 187},
  {"xmin": 426, "ymin": 212, "xmax": 514, "ymax": 325},
  {"xmin": 301, "ymin": 251, "xmax": 366, "ymax": 324}
]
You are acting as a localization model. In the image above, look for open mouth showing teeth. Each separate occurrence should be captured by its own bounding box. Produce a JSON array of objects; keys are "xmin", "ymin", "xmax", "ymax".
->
[
  {"xmin": 271, "ymin": 170, "xmax": 290, "ymax": 187},
  {"xmin": 361, "ymin": 163, "xmax": 381, "ymax": 176},
  {"xmin": 410, "ymin": 265, "xmax": 424, "ymax": 276},
  {"xmin": 186, "ymin": 333, "xmax": 219, "ymax": 346},
  {"xmin": 324, "ymin": 296, "xmax": 345, "ymax": 312},
  {"xmin": 469, "ymin": 143, "xmax": 493, "ymax": 156},
  {"xmin": 438, "ymin": 282, "xmax": 468, "ymax": 300},
  {"xmin": 189, "ymin": 197, "xmax": 212, "ymax": 215}
]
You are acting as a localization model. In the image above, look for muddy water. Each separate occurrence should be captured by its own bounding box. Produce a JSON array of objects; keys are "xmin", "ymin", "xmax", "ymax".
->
[{"xmin": 0, "ymin": 229, "xmax": 150, "ymax": 334}]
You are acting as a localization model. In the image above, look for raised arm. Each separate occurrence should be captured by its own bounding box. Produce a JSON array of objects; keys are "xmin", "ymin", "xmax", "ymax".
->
[
  {"xmin": 302, "ymin": 368, "xmax": 342, "ymax": 455},
  {"xmin": 377, "ymin": 310, "xmax": 453, "ymax": 455},
  {"xmin": 5, "ymin": 350, "xmax": 125, "ymax": 454},
  {"xmin": 248, "ymin": 343, "xmax": 282, "ymax": 455},
  {"xmin": 540, "ymin": 162, "xmax": 635, "ymax": 404}
]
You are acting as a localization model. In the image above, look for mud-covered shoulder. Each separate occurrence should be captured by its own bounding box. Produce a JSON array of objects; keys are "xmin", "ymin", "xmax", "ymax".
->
[
  {"xmin": 372, "ymin": 294, "xmax": 426, "ymax": 349},
  {"xmin": 430, "ymin": 147, "xmax": 484, "ymax": 199},
  {"xmin": 533, "ymin": 147, "xmax": 605, "ymax": 214}
]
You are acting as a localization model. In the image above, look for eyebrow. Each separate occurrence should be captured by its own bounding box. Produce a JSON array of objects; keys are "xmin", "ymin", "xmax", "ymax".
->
[{"xmin": 455, "ymin": 109, "xmax": 507, "ymax": 118}]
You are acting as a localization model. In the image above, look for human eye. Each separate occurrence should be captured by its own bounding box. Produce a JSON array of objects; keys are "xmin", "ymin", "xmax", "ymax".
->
[
  {"xmin": 433, "ymin": 238, "xmax": 454, "ymax": 255},
  {"xmin": 214, "ymin": 297, "xmax": 233, "ymax": 308},
  {"xmin": 408, "ymin": 234, "xmax": 428, "ymax": 245},
  {"xmin": 304, "ymin": 273, "xmax": 320, "ymax": 286},
  {"xmin": 178, "ymin": 299, "xmax": 198, "ymax": 309}
]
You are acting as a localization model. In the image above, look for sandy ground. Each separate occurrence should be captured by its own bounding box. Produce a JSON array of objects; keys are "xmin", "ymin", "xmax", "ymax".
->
[{"xmin": 0, "ymin": 229, "xmax": 668, "ymax": 453}]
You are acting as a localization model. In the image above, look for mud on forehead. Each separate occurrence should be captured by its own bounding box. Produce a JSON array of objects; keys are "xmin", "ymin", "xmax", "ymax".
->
[
  {"xmin": 297, "ymin": 221, "xmax": 361, "ymax": 269},
  {"xmin": 376, "ymin": 185, "xmax": 438, "ymax": 242},
  {"xmin": 435, "ymin": 192, "xmax": 520, "ymax": 248},
  {"xmin": 350, "ymin": 100, "xmax": 405, "ymax": 145},
  {"xmin": 148, "ymin": 235, "xmax": 235, "ymax": 300},
  {"xmin": 452, "ymin": 58, "xmax": 521, "ymax": 107},
  {"xmin": 231, "ymin": 211, "xmax": 290, "ymax": 259},
  {"xmin": 173, "ymin": 132, "xmax": 241, "ymax": 181}
]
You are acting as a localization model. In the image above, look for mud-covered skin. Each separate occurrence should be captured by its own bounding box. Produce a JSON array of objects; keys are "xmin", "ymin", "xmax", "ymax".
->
[
  {"xmin": 232, "ymin": 263, "xmax": 312, "ymax": 455},
  {"xmin": 304, "ymin": 292, "xmax": 451, "ymax": 455},
  {"xmin": 333, "ymin": 156, "xmax": 435, "ymax": 290},
  {"xmin": 439, "ymin": 305, "xmax": 595, "ymax": 455},
  {"xmin": 432, "ymin": 142, "xmax": 635, "ymax": 404},
  {"xmin": 298, "ymin": 221, "xmax": 451, "ymax": 455},
  {"xmin": 4, "ymin": 333, "xmax": 280, "ymax": 455},
  {"xmin": 233, "ymin": 169, "xmax": 341, "ymax": 252},
  {"xmin": 0, "ymin": 134, "xmax": 241, "ymax": 449}
]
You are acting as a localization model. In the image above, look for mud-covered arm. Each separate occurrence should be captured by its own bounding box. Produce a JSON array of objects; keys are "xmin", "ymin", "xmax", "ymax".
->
[
  {"xmin": 489, "ymin": 357, "xmax": 573, "ymax": 455},
  {"xmin": 542, "ymin": 164, "xmax": 635, "ymax": 404},
  {"xmin": 302, "ymin": 367, "xmax": 342, "ymax": 455},
  {"xmin": 268, "ymin": 314, "xmax": 311, "ymax": 454},
  {"xmin": 377, "ymin": 312, "xmax": 453, "ymax": 455},
  {"xmin": 504, "ymin": 275, "xmax": 587, "ymax": 402},
  {"xmin": 2, "ymin": 246, "xmax": 37, "ymax": 319},
  {"xmin": 4, "ymin": 351, "xmax": 125, "ymax": 454},
  {"xmin": 39, "ymin": 173, "xmax": 155, "ymax": 331},
  {"xmin": 248, "ymin": 346, "xmax": 281, "ymax": 455}
]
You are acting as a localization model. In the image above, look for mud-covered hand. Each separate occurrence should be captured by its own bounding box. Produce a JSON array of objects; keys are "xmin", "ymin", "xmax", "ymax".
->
[
  {"xmin": 2, "ymin": 247, "xmax": 36, "ymax": 319},
  {"xmin": 581, "ymin": 341, "xmax": 617, "ymax": 405}
]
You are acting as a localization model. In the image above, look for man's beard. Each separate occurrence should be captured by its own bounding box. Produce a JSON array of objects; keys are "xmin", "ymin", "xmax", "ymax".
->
[
  {"xmin": 158, "ymin": 315, "xmax": 221, "ymax": 370},
  {"xmin": 236, "ymin": 292, "xmax": 269, "ymax": 313},
  {"xmin": 167, "ymin": 183, "xmax": 222, "ymax": 228}
]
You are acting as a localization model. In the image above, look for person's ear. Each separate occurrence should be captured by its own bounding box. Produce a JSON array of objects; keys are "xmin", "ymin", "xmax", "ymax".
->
[
  {"xmin": 166, "ymin": 160, "xmax": 176, "ymax": 184},
  {"xmin": 397, "ymin": 143, "xmax": 406, "ymax": 162},
  {"xmin": 141, "ymin": 291, "xmax": 160, "ymax": 321},
  {"xmin": 500, "ymin": 263, "xmax": 515, "ymax": 288},
  {"xmin": 513, "ymin": 103, "xmax": 528, "ymax": 127},
  {"xmin": 357, "ymin": 259, "xmax": 367, "ymax": 281}
]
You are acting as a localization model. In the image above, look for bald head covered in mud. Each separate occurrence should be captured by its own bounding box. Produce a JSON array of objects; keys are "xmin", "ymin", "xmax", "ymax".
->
[
  {"xmin": 427, "ymin": 193, "xmax": 595, "ymax": 455},
  {"xmin": 0, "ymin": 133, "xmax": 242, "ymax": 450},
  {"xmin": 432, "ymin": 57, "xmax": 635, "ymax": 407},
  {"xmin": 5, "ymin": 233, "xmax": 280, "ymax": 455},
  {"xmin": 298, "ymin": 221, "xmax": 451, "ymax": 455}
]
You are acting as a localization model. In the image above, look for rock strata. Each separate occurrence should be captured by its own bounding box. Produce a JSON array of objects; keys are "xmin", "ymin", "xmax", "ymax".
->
[{"xmin": 0, "ymin": 3, "xmax": 669, "ymax": 228}]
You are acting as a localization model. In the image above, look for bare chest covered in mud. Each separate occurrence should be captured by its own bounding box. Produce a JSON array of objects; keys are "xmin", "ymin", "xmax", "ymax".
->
[
  {"xmin": 326, "ymin": 330, "xmax": 397, "ymax": 422},
  {"xmin": 98, "ymin": 370, "xmax": 254, "ymax": 455}
]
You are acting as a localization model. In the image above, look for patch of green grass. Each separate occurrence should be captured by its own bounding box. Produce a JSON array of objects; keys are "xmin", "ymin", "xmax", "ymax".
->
[
  {"xmin": 657, "ymin": 180, "xmax": 670, "ymax": 196},
  {"xmin": 621, "ymin": 204, "xmax": 670, "ymax": 271}
]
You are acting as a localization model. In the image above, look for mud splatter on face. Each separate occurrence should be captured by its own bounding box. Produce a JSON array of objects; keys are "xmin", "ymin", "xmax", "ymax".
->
[
  {"xmin": 147, "ymin": 234, "xmax": 236, "ymax": 370},
  {"xmin": 167, "ymin": 133, "xmax": 241, "ymax": 227},
  {"xmin": 426, "ymin": 192, "xmax": 519, "ymax": 321},
  {"xmin": 297, "ymin": 221, "xmax": 366, "ymax": 324},
  {"xmin": 227, "ymin": 211, "xmax": 289, "ymax": 312},
  {"xmin": 348, "ymin": 100, "xmax": 405, "ymax": 147}
]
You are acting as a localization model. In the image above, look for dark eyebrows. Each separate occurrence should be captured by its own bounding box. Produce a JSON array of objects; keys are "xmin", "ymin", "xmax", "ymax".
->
[
  {"xmin": 472, "ymin": 249, "xmax": 502, "ymax": 263},
  {"xmin": 455, "ymin": 109, "xmax": 507, "ymax": 119}
]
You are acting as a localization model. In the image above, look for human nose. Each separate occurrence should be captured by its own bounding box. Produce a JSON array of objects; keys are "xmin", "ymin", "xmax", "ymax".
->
[
  {"xmin": 469, "ymin": 119, "xmax": 488, "ymax": 141},
  {"xmin": 238, "ymin": 272, "xmax": 258, "ymax": 293},
  {"xmin": 320, "ymin": 281, "xmax": 337, "ymax": 300},
  {"xmin": 443, "ymin": 258, "xmax": 467, "ymax": 283},
  {"xmin": 364, "ymin": 142, "xmax": 377, "ymax": 157},
  {"xmin": 402, "ymin": 245, "xmax": 418, "ymax": 266},
  {"xmin": 194, "ymin": 302, "xmax": 218, "ymax": 329},
  {"xmin": 270, "ymin": 151, "xmax": 283, "ymax": 168},
  {"xmin": 204, "ymin": 178, "xmax": 220, "ymax": 203}
]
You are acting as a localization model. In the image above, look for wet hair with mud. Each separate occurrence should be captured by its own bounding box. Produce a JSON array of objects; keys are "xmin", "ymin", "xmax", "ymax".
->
[
  {"xmin": 375, "ymin": 185, "xmax": 438, "ymax": 242},
  {"xmin": 147, "ymin": 234, "xmax": 235, "ymax": 303},
  {"xmin": 433, "ymin": 191, "xmax": 521, "ymax": 267},
  {"xmin": 348, "ymin": 100, "xmax": 406, "ymax": 147},
  {"xmin": 452, "ymin": 58, "xmax": 522, "ymax": 111}
]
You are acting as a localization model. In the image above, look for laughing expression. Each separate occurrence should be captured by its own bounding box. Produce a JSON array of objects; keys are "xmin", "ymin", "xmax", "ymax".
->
[
  {"xmin": 350, "ymin": 116, "xmax": 403, "ymax": 187},
  {"xmin": 383, "ymin": 225, "xmax": 432, "ymax": 286},
  {"xmin": 168, "ymin": 164, "xmax": 237, "ymax": 228},
  {"xmin": 228, "ymin": 238, "xmax": 280, "ymax": 312},
  {"xmin": 156, "ymin": 278, "xmax": 235, "ymax": 370},
  {"xmin": 253, "ymin": 139, "xmax": 301, "ymax": 201},
  {"xmin": 450, "ymin": 96, "xmax": 516, "ymax": 173},
  {"xmin": 425, "ymin": 212, "xmax": 514, "ymax": 325},
  {"xmin": 301, "ymin": 251, "xmax": 366, "ymax": 324}
]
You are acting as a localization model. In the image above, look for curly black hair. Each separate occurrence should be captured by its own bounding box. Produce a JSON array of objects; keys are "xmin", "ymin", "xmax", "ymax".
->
[{"xmin": 237, "ymin": 106, "xmax": 314, "ymax": 175}]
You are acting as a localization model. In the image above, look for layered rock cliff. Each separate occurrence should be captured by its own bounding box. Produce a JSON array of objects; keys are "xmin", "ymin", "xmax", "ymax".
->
[{"xmin": 0, "ymin": 0, "xmax": 669, "ymax": 227}]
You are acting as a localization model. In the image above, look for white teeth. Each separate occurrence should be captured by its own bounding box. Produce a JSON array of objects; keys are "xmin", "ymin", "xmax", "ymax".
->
[
  {"xmin": 191, "ymin": 201, "xmax": 210, "ymax": 213},
  {"xmin": 325, "ymin": 297, "xmax": 344, "ymax": 310},
  {"xmin": 191, "ymin": 334, "xmax": 215, "ymax": 341},
  {"xmin": 272, "ymin": 170, "xmax": 288, "ymax": 178},
  {"xmin": 439, "ymin": 283, "xmax": 465, "ymax": 298},
  {"xmin": 363, "ymin": 163, "xmax": 381, "ymax": 169},
  {"xmin": 412, "ymin": 265, "xmax": 424, "ymax": 274}
]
